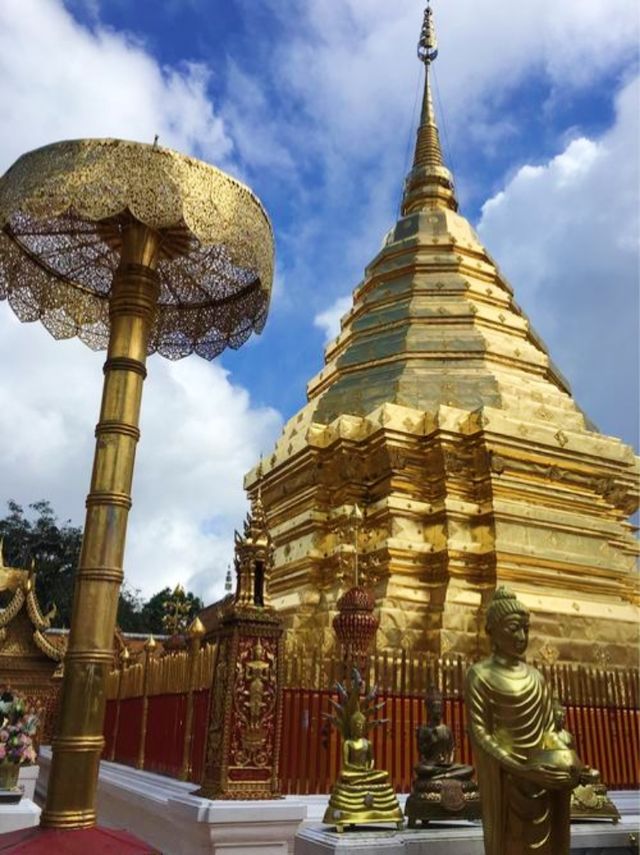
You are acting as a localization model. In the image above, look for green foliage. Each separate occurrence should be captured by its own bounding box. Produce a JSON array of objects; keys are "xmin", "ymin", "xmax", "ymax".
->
[
  {"xmin": 0, "ymin": 500, "xmax": 203, "ymax": 634},
  {"xmin": 140, "ymin": 587, "xmax": 203, "ymax": 635},
  {"xmin": 0, "ymin": 500, "xmax": 81, "ymax": 627}
]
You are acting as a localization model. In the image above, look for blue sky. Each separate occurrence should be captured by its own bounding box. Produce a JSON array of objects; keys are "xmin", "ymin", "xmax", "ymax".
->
[{"xmin": 0, "ymin": 0, "xmax": 638, "ymax": 602}]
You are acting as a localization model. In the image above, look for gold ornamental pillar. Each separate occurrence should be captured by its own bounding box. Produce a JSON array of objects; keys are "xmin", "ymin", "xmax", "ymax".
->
[
  {"xmin": 0, "ymin": 137, "xmax": 274, "ymax": 832},
  {"xmin": 43, "ymin": 222, "xmax": 160, "ymax": 826}
]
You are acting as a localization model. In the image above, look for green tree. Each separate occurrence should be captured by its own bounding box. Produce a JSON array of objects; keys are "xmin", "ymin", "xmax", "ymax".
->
[
  {"xmin": 0, "ymin": 500, "xmax": 81, "ymax": 626},
  {"xmin": 139, "ymin": 587, "xmax": 204, "ymax": 635},
  {"xmin": 0, "ymin": 500, "xmax": 204, "ymax": 633}
]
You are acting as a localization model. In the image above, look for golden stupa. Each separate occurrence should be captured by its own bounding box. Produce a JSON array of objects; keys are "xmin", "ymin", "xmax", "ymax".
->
[{"xmin": 245, "ymin": 4, "xmax": 639, "ymax": 667}]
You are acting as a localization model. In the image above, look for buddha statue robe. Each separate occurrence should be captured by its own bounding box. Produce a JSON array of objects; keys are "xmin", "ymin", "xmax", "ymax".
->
[{"xmin": 466, "ymin": 658, "xmax": 576, "ymax": 855}]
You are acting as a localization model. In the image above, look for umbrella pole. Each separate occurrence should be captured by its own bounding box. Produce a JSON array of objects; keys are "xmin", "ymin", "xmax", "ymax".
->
[{"xmin": 41, "ymin": 221, "xmax": 160, "ymax": 828}]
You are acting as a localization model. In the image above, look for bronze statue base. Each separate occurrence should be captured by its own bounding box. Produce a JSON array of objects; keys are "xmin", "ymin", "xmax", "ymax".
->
[
  {"xmin": 571, "ymin": 784, "xmax": 620, "ymax": 823},
  {"xmin": 405, "ymin": 778, "xmax": 482, "ymax": 827},
  {"xmin": 323, "ymin": 806, "xmax": 404, "ymax": 834}
]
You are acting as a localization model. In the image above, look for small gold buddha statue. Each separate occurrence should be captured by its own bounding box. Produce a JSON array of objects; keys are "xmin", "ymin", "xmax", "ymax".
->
[
  {"xmin": 550, "ymin": 700, "xmax": 620, "ymax": 823},
  {"xmin": 406, "ymin": 685, "xmax": 481, "ymax": 826},
  {"xmin": 323, "ymin": 670, "xmax": 403, "ymax": 832},
  {"xmin": 465, "ymin": 587, "xmax": 582, "ymax": 855}
]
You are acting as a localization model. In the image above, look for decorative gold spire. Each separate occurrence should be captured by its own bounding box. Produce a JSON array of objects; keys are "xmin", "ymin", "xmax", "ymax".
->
[{"xmin": 402, "ymin": 2, "xmax": 457, "ymax": 215}]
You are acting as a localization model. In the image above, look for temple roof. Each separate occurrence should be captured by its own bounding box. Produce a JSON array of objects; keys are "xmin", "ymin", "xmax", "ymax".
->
[
  {"xmin": 300, "ymin": 3, "xmax": 595, "ymax": 434},
  {"xmin": 0, "ymin": 542, "xmax": 65, "ymax": 663}
]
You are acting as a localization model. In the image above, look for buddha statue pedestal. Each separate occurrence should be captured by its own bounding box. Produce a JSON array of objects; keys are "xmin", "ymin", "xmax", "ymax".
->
[
  {"xmin": 323, "ymin": 671, "xmax": 403, "ymax": 833},
  {"xmin": 571, "ymin": 777, "xmax": 621, "ymax": 823},
  {"xmin": 405, "ymin": 687, "xmax": 481, "ymax": 827},
  {"xmin": 551, "ymin": 702, "xmax": 620, "ymax": 824}
]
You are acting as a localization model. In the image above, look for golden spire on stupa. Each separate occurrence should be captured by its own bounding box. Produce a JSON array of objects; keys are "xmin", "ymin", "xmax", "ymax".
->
[{"xmin": 403, "ymin": 1, "xmax": 457, "ymax": 214}]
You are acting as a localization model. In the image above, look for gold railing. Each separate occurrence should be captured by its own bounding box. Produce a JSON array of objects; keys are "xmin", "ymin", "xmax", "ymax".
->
[
  {"xmin": 106, "ymin": 642, "xmax": 216, "ymax": 701},
  {"xmin": 283, "ymin": 648, "xmax": 640, "ymax": 709}
]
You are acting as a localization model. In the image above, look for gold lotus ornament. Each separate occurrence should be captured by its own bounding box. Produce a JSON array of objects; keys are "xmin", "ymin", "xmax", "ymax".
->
[{"xmin": 0, "ymin": 137, "xmax": 274, "ymax": 830}]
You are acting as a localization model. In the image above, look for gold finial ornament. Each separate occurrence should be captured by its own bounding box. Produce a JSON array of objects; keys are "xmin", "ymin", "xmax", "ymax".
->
[
  {"xmin": 323, "ymin": 668, "xmax": 403, "ymax": 832},
  {"xmin": 188, "ymin": 616, "xmax": 206, "ymax": 638},
  {"xmin": 417, "ymin": 1, "xmax": 438, "ymax": 65},
  {"xmin": 465, "ymin": 587, "xmax": 588, "ymax": 854},
  {"xmin": 0, "ymin": 137, "xmax": 274, "ymax": 830},
  {"xmin": 403, "ymin": 2, "xmax": 457, "ymax": 214}
]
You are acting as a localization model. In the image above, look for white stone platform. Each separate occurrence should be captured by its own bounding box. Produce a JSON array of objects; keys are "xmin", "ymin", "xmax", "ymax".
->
[
  {"xmin": 18, "ymin": 764, "xmax": 39, "ymax": 802},
  {"xmin": 38, "ymin": 746, "xmax": 307, "ymax": 854},
  {"xmin": 0, "ymin": 799, "xmax": 41, "ymax": 834},
  {"xmin": 295, "ymin": 791, "xmax": 640, "ymax": 855},
  {"xmin": 35, "ymin": 749, "xmax": 640, "ymax": 855}
]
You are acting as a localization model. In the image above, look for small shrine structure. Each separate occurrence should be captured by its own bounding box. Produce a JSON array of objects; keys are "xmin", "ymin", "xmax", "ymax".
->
[
  {"xmin": 0, "ymin": 543, "xmax": 64, "ymax": 742},
  {"xmin": 198, "ymin": 491, "xmax": 284, "ymax": 799}
]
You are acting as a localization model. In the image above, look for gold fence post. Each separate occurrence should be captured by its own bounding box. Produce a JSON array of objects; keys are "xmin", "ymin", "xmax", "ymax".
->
[
  {"xmin": 136, "ymin": 636, "xmax": 156, "ymax": 770},
  {"xmin": 180, "ymin": 617, "xmax": 205, "ymax": 781},
  {"xmin": 109, "ymin": 646, "xmax": 130, "ymax": 762}
]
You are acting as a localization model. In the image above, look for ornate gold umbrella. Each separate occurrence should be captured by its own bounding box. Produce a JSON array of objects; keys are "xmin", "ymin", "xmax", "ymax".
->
[{"xmin": 0, "ymin": 138, "xmax": 274, "ymax": 829}]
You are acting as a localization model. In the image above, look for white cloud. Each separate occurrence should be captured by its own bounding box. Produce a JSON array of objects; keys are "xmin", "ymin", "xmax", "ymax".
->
[
  {"xmin": 478, "ymin": 76, "xmax": 640, "ymax": 447},
  {"xmin": 238, "ymin": 0, "xmax": 639, "ymax": 164},
  {"xmin": 0, "ymin": 0, "xmax": 282, "ymax": 603},
  {"xmin": 0, "ymin": 0, "xmax": 234, "ymax": 172},
  {"xmin": 231, "ymin": 0, "xmax": 639, "ymax": 351},
  {"xmin": 0, "ymin": 310, "xmax": 282, "ymax": 604},
  {"xmin": 313, "ymin": 296, "xmax": 351, "ymax": 343}
]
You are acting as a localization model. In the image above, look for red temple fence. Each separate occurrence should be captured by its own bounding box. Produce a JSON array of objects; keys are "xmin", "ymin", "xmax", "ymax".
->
[{"xmin": 102, "ymin": 642, "xmax": 639, "ymax": 793}]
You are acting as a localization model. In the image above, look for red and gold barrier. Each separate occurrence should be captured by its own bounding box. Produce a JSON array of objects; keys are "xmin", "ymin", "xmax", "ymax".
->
[
  {"xmin": 277, "ymin": 652, "xmax": 639, "ymax": 794},
  {"xmin": 103, "ymin": 634, "xmax": 216, "ymax": 781},
  {"xmin": 103, "ymin": 640, "xmax": 639, "ymax": 793}
]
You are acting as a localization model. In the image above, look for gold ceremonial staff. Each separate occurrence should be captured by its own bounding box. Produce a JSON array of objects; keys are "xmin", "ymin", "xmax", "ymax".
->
[{"xmin": 0, "ymin": 138, "xmax": 274, "ymax": 829}]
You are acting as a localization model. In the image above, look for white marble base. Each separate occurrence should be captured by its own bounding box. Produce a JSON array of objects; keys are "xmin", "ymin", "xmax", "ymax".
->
[
  {"xmin": 0, "ymin": 798, "xmax": 41, "ymax": 834},
  {"xmin": 295, "ymin": 791, "xmax": 639, "ymax": 855},
  {"xmin": 38, "ymin": 747, "xmax": 307, "ymax": 855},
  {"xmin": 18, "ymin": 764, "xmax": 39, "ymax": 802}
]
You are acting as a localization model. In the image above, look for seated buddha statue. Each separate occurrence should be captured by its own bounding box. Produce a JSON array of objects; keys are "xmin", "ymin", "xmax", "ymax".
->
[
  {"xmin": 552, "ymin": 699, "xmax": 620, "ymax": 823},
  {"xmin": 406, "ymin": 686, "xmax": 481, "ymax": 826},
  {"xmin": 323, "ymin": 683, "xmax": 403, "ymax": 831},
  {"xmin": 465, "ymin": 587, "xmax": 582, "ymax": 855},
  {"xmin": 414, "ymin": 686, "xmax": 474, "ymax": 786}
]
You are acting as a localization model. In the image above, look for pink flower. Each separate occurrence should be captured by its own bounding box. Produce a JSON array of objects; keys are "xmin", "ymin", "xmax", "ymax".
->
[
  {"xmin": 0, "ymin": 745, "xmax": 6, "ymax": 760},
  {"xmin": 0, "ymin": 730, "xmax": 8, "ymax": 743}
]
